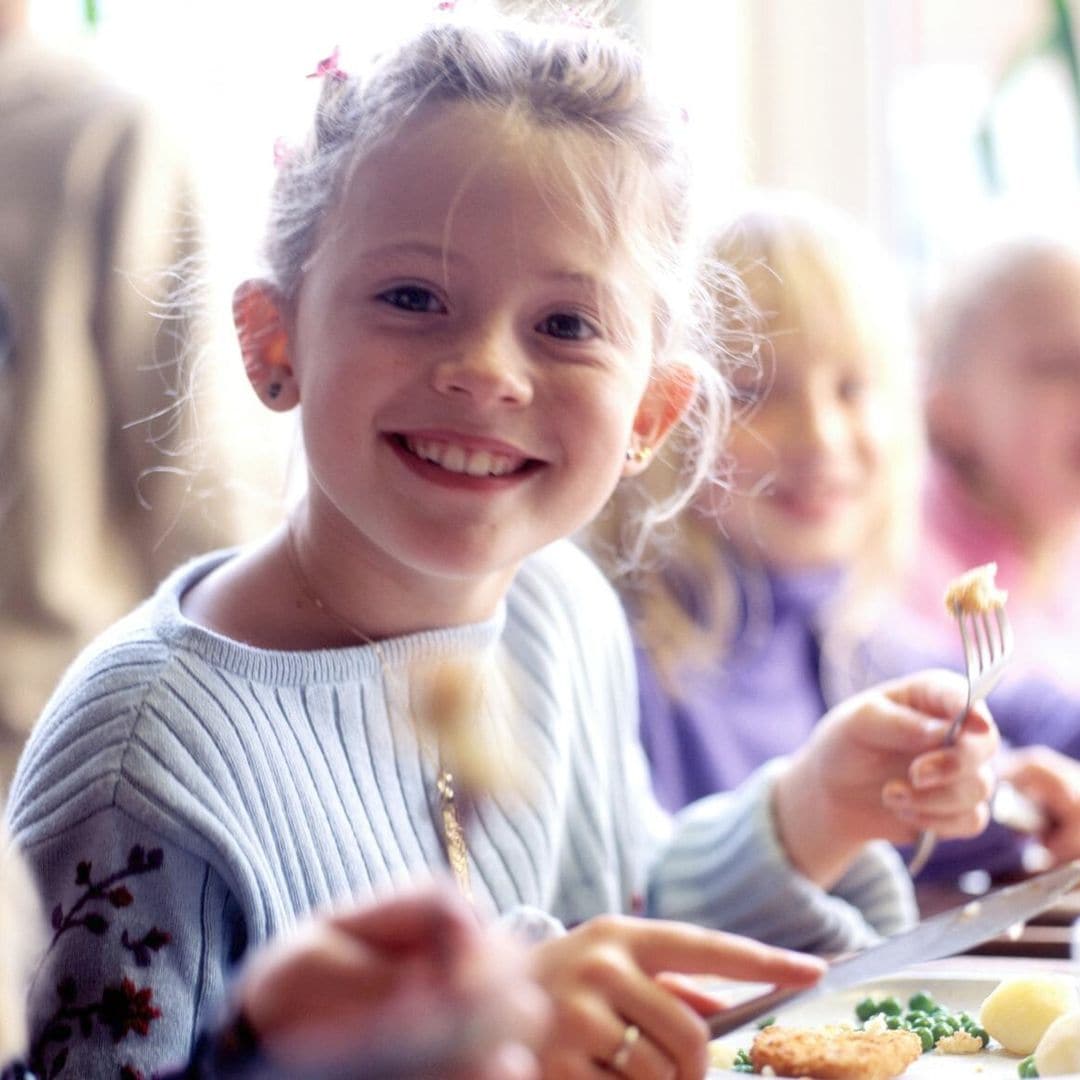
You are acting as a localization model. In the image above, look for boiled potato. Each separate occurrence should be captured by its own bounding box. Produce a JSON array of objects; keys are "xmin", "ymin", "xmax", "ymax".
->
[
  {"xmin": 979, "ymin": 975, "xmax": 1080, "ymax": 1055},
  {"xmin": 1035, "ymin": 1010, "xmax": 1080, "ymax": 1076}
]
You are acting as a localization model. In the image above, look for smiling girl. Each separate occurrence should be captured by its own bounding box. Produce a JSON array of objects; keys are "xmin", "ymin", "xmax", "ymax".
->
[{"xmin": 6, "ymin": 14, "xmax": 996, "ymax": 1080}]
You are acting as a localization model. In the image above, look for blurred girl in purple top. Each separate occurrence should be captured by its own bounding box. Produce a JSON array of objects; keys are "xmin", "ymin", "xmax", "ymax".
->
[{"xmin": 595, "ymin": 192, "xmax": 1080, "ymax": 882}]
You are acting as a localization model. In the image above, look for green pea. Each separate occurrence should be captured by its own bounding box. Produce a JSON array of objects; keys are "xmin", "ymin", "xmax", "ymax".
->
[
  {"xmin": 932, "ymin": 1022, "xmax": 952, "ymax": 1043},
  {"xmin": 878, "ymin": 996, "xmax": 903, "ymax": 1017},
  {"xmin": 915, "ymin": 1027, "xmax": 935, "ymax": 1053},
  {"xmin": 908, "ymin": 991, "xmax": 937, "ymax": 1014},
  {"xmin": 1018, "ymin": 1054, "xmax": 1040, "ymax": 1077},
  {"xmin": 855, "ymin": 997, "xmax": 879, "ymax": 1022}
]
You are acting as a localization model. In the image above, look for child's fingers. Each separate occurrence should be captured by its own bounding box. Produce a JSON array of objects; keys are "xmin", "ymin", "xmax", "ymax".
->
[
  {"xmin": 884, "ymin": 772, "xmax": 992, "ymax": 816},
  {"xmin": 882, "ymin": 758, "xmax": 994, "ymax": 842},
  {"xmin": 845, "ymin": 697, "xmax": 996, "ymax": 762},
  {"xmin": 895, "ymin": 805, "xmax": 990, "ymax": 840},
  {"xmin": 655, "ymin": 971, "xmax": 733, "ymax": 1015},
  {"xmin": 1002, "ymin": 748, "xmax": 1080, "ymax": 815},
  {"xmin": 597, "ymin": 958, "xmax": 712, "ymax": 1077},
  {"xmin": 607, "ymin": 916, "xmax": 826, "ymax": 985},
  {"xmin": 908, "ymin": 735, "xmax": 998, "ymax": 791},
  {"xmin": 881, "ymin": 668, "xmax": 971, "ymax": 719},
  {"xmin": 327, "ymin": 883, "xmax": 480, "ymax": 954},
  {"xmin": 470, "ymin": 1041, "xmax": 542, "ymax": 1080}
]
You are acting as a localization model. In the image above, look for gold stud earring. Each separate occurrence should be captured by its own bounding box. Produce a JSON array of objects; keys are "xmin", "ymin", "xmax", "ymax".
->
[{"xmin": 625, "ymin": 445, "xmax": 652, "ymax": 466}]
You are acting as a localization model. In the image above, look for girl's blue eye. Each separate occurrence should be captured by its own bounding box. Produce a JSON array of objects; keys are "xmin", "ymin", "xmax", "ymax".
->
[
  {"xmin": 377, "ymin": 286, "xmax": 444, "ymax": 313},
  {"xmin": 536, "ymin": 313, "xmax": 595, "ymax": 340}
]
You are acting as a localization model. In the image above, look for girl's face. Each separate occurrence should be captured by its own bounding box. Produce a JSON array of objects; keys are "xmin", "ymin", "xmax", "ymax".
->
[
  {"xmin": 711, "ymin": 323, "xmax": 892, "ymax": 570},
  {"xmin": 929, "ymin": 260, "xmax": 1080, "ymax": 542},
  {"xmin": 266, "ymin": 103, "xmax": 671, "ymax": 609}
]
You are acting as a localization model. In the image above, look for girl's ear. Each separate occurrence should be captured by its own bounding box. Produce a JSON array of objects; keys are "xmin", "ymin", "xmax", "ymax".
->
[
  {"xmin": 623, "ymin": 362, "xmax": 697, "ymax": 476},
  {"xmin": 233, "ymin": 279, "xmax": 299, "ymax": 411}
]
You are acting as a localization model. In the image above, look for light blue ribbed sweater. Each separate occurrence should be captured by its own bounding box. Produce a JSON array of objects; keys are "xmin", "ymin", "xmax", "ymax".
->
[{"xmin": 6, "ymin": 539, "xmax": 915, "ymax": 1079}]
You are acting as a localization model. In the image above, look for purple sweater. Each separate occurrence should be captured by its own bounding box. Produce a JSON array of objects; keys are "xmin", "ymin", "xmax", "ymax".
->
[{"xmin": 636, "ymin": 562, "xmax": 1080, "ymax": 882}]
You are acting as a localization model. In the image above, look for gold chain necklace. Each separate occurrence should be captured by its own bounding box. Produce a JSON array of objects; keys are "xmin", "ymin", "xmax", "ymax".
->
[{"xmin": 283, "ymin": 523, "xmax": 473, "ymax": 901}]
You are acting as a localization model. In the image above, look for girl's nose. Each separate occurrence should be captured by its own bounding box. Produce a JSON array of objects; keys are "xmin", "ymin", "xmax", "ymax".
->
[
  {"xmin": 433, "ymin": 325, "xmax": 533, "ymax": 407},
  {"xmin": 786, "ymin": 390, "xmax": 844, "ymax": 460}
]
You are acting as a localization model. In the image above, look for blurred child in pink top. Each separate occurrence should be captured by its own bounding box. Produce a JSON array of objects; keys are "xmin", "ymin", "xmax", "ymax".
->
[{"xmin": 913, "ymin": 237, "xmax": 1080, "ymax": 693}]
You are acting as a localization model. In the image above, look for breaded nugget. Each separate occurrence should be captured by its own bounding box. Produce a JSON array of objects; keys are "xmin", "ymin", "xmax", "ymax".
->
[
  {"xmin": 750, "ymin": 1024, "xmax": 922, "ymax": 1080},
  {"xmin": 943, "ymin": 562, "xmax": 1007, "ymax": 614}
]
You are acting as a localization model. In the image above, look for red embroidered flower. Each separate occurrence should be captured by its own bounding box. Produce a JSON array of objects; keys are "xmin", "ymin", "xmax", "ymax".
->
[{"xmin": 100, "ymin": 979, "xmax": 161, "ymax": 1043}]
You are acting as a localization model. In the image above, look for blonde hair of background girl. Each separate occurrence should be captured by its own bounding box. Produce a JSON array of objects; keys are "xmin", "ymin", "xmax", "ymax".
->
[
  {"xmin": 253, "ymin": 3, "xmax": 739, "ymax": 556},
  {"xmin": 595, "ymin": 191, "xmax": 924, "ymax": 703}
]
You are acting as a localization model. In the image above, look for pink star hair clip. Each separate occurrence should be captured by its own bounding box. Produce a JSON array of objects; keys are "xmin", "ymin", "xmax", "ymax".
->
[{"xmin": 306, "ymin": 46, "xmax": 347, "ymax": 81}]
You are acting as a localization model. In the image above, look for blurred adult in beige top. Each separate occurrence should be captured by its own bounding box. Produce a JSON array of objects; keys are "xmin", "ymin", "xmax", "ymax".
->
[{"xmin": 0, "ymin": 0, "xmax": 233, "ymax": 783}]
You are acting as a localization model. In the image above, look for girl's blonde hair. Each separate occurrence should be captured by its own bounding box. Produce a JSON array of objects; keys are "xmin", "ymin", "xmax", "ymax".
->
[
  {"xmin": 264, "ymin": 2, "xmax": 735, "ymax": 561},
  {"xmin": 605, "ymin": 191, "xmax": 923, "ymax": 701}
]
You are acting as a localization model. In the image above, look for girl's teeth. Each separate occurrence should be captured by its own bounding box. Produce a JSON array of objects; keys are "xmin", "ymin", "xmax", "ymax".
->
[
  {"xmin": 406, "ymin": 438, "xmax": 518, "ymax": 477},
  {"xmin": 466, "ymin": 452, "xmax": 495, "ymax": 477},
  {"xmin": 442, "ymin": 445, "xmax": 467, "ymax": 473}
]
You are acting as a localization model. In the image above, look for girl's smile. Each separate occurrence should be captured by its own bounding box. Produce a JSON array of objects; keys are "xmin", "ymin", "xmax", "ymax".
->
[
  {"xmin": 766, "ymin": 474, "xmax": 863, "ymax": 524},
  {"xmin": 390, "ymin": 431, "xmax": 542, "ymax": 485}
]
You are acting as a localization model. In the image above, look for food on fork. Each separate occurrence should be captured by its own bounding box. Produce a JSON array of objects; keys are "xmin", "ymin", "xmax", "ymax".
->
[
  {"xmin": 979, "ymin": 974, "xmax": 1080, "ymax": 1055},
  {"xmin": 749, "ymin": 1024, "xmax": 922, "ymax": 1079},
  {"xmin": 943, "ymin": 562, "xmax": 1008, "ymax": 615}
]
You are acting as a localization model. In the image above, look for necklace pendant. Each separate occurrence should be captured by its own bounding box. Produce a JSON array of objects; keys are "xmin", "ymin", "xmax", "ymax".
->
[{"xmin": 437, "ymin": 769, "xmax": 473, "ymax": 901}]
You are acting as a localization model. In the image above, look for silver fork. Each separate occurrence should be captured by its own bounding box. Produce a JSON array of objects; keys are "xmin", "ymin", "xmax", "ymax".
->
[{"xmin": 907, "ymin": 603, "xmax": 1014, "ymax": 877}]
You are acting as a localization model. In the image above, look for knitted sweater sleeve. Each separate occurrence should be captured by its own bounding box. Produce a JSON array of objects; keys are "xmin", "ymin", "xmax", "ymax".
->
[
  {"xmin": 6, "ymin": 640, "xmax": 242, "ymax": 1080},
  {"xmin": 644, "ymin": 759, "xmax": 917, "ymax": 952},
  {"xmin": 9, "ymin": 802, "xmax": 235, "ymax": 1080}
]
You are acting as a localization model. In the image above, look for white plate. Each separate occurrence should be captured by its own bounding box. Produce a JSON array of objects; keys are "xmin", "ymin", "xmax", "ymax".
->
[{"xmin": 707, "ymin": 970, "xmax": 1078, "ymax": 1078}]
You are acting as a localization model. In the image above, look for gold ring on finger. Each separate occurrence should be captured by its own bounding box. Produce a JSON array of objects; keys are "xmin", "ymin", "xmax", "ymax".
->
[{"xmin": 611, "ymin": 1023, "xmax": 641, "ymax": 1072}]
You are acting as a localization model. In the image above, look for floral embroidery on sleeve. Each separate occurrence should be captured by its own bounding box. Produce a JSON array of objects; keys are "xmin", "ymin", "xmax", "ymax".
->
[{"xmin": 30, "ymin": 846, "xmax": 172, "ymax": 1080}]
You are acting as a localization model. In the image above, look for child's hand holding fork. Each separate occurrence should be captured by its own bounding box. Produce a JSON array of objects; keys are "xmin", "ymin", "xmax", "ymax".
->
[{"xmin": 773, "ymin": 669, "xmax": 1000, "ymax": 888}]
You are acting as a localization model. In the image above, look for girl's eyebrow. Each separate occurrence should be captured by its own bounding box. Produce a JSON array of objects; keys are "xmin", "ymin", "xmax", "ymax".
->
[
  {"xmin": 359, "ymin": 241, "xmax": 462, "ymax": 264},
  {"xmin": 542, "ymin": 269, "xmax": 602, "ymax": 290},
  {"xmin": 356, "ymin": 245, "xmax": 610, "ymax": 296}
]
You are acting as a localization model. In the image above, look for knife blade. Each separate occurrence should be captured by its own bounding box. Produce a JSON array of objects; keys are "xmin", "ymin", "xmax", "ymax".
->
[{"xmin": 707, "ymin": 858, "xmax": 1080, "ymax": 1038}]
